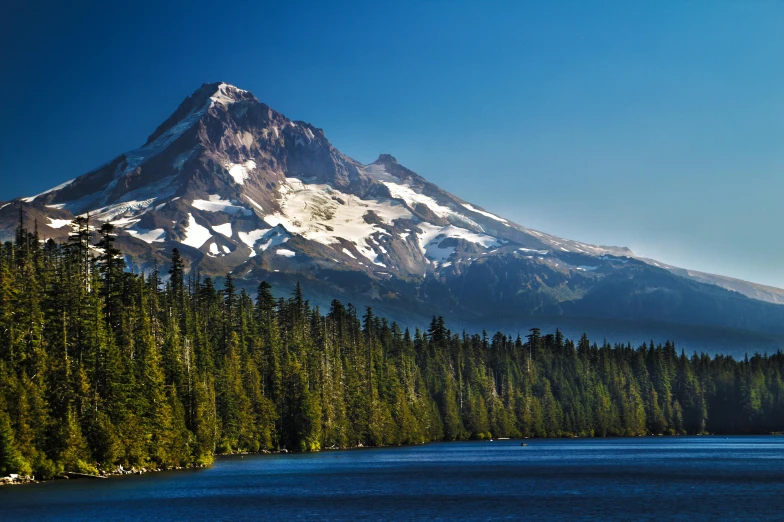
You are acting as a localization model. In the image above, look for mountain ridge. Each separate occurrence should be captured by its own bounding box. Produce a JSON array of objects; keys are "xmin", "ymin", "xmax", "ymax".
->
[{"xmin": 3, "ymin": 81, "xmax": 783, "ymax": 354}]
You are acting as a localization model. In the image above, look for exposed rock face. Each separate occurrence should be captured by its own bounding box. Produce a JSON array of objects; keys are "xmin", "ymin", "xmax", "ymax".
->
[{"xmin": 5, "ymin": 81, "xmax": 784, "ymax": 352}]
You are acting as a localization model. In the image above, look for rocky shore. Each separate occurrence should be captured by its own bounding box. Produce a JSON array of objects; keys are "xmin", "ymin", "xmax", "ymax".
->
[
  {"xmin": 0, "ymin": 449, "xmax": 301, "ymax": 486},
  {"xmin": 97, "ymin": 464, "xmax": 206, "ymax": 478},
  {"xmin": 1, "ymin": 474, "xmax": 37, "ymax": 486},
  {"xmin": 0, "ymin": 464, "xmax": 209, "ymax": 487},
  {"xmin": 0, "ymin": 443, "xmax": 421, "ymax": 487}
]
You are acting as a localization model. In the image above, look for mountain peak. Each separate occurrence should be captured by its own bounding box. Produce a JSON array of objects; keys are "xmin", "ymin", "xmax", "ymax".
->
[
  {"xmin": 195, "ymin": 81, "xmax": 253, "ymax": 100},
  {"xmin": 206, "ymin": 82, "xmax": 256, "ymax": 106},
  {"xmin": 374, "ymin": 154, "xmax": 398, "ymax": 165},
  {"xmin": 144, "ymin": 82, "xmax": 256, "ymax": 146},
  {"xmin": 13, "ymin": 78, "xmax": 784, "ymax": 336}
]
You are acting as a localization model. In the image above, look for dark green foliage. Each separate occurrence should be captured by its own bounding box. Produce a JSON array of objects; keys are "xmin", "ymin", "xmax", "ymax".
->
[
  {"xmin": 0, "ymin": 409, "xmax": 31, "ymax": 476},
  {"xmin": 1, "ymin": 220, "xmax": 783, "ymax": 478}
]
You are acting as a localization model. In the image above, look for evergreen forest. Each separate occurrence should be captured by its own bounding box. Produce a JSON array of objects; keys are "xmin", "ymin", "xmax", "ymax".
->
[{"xmin": 2, "ymin": 218, "xmax": 784, "ymax": 478}]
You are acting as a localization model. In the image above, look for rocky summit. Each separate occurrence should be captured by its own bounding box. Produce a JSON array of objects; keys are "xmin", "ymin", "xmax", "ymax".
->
[{"xmin": 4, "ymin": 82, "xmax": 784, "ymax": 354}]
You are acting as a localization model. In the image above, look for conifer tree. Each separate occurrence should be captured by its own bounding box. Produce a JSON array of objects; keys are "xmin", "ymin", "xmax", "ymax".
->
[
  {"xmin": 0, "ymin": 220, "xmax": 782, "ymax": 478},
  {"xmin": 0, "ymin": 409, "xmax": 31, "ymax": 475}
]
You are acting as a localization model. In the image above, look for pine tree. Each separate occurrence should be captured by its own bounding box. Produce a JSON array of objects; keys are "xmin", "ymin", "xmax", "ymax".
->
[
  {"xmin": 0, "ymin": 409, "xmax": 32, "ymax": 476},
  {"xmin": 0, "ymin": 220, "xmax": 782, "ymax": 479}
]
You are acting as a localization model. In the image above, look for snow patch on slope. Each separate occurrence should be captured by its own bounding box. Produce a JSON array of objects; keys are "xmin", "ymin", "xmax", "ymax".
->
[
  {"xmin": 238, "ymin": 228, "xmax": 268, "ymax": 249},
  {"xmin": 259, "ymin": 228, "xmax": 290, "ymax": 251},
  {"xmin": 519, "ymin": 247, "xmax": 548, "ymax": 255},
  {"xmin": 383, "ymin": 181, "xmax": 454, "ymax": 219},
  {"xmin": 210, "ymin": 83, "xmax": 247, "ymax": 107},
  {"xmin": 90, "ymin": 198, "xmax": 158, "ymax": 226},
  {"xmin": 463, "ymin": 203, "xmax": 508, "ymax": 224},
  {"xmin": 127, "ymin": 227, "xmax": 166, "ymax": 244},
  {"xmin": 416, "ymin": 223, "xmax": 503, "ymax": 262},
  {"xmin": 47, "ymin": 218, "xmax": 72, "ymax": 229},
  {"xmin": 265, "ymin": 178, "xmax": 412, "ymax": 262},
  {"xmin": 366, "ymin": 163, "xmax": 480, "ymax": 229},
  {"xmin": 212, "ymin": 223, "xmax": 233, "ymax": 237},
  {"xmin": 192, "ymin": 195, "xmax": 253, "ymax": 216},
  {"xmin": 225, "ymin": 160, "xmax": 256, "ymax": 185},
  {"xmin": 182, "ymin": 214, "xmax": 212, "ymax": 248}
]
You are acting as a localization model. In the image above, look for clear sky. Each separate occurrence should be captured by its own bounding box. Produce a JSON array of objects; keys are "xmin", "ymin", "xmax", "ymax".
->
[{"xmin": 2, "ymin": 1, "xmax": 783, "ymax": 287}]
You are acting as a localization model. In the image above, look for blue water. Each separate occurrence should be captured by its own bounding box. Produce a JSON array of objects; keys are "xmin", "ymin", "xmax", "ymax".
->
[{"xmin": 2, "ymin": 437, "xmax": 783, "ymax": 520}]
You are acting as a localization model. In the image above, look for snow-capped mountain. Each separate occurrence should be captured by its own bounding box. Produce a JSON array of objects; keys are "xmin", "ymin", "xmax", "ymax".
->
[
  {"xmin": 5, "ymin": 82, "xmax": 784, "ymax": 353},
  {"xmin": 8, "ymin": 82, "xmax": 631, "ymax": 275}
]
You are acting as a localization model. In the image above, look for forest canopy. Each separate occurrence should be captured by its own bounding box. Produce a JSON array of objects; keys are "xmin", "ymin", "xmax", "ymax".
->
[{"xmin": 1, "ymin": 217, "xmax": 783, "ymax": 478}]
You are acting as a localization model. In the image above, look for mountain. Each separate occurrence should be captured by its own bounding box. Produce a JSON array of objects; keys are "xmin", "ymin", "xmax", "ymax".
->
[{"xmin": 4, "ymin": 81, "xmax": 784, "ymax": 355}]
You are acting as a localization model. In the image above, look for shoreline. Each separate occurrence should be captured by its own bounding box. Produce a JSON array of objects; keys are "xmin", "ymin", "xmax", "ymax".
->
[{"xmin": 3, "ymin": 432, "xmax": 781, "ymax": 487}]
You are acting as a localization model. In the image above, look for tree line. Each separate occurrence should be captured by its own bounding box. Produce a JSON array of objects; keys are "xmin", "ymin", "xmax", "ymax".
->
[{"xmin": 1, "ymin": 216, "xmax": 783, "ymax": 478}]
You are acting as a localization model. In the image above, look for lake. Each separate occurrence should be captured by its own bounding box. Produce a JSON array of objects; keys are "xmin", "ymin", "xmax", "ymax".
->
[{"xmin": 2, "ymin": 437, "xmax": 783, "ymax": 520}]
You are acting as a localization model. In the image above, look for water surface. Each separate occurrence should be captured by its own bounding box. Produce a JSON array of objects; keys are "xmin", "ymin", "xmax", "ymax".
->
[{"xmin": 2, "ymin": 436, "xmax": 783, "ymax": 520}]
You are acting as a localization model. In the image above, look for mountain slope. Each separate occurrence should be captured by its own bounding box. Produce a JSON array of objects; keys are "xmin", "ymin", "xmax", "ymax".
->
[{"xmin": 4, "ymin": 81, "xmax": 784, "ymax": 354}]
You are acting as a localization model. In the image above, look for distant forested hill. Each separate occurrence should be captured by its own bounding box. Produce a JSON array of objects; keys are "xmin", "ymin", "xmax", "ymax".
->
[{"xmin": 1, "ymin": 220, "xmax": 783, "ymax": 479}]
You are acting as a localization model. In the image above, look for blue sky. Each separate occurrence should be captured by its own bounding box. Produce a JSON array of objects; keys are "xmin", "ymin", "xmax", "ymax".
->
[{"xmin": 2, "ymin": 1, "xmax": 783, "ymax": 286}]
